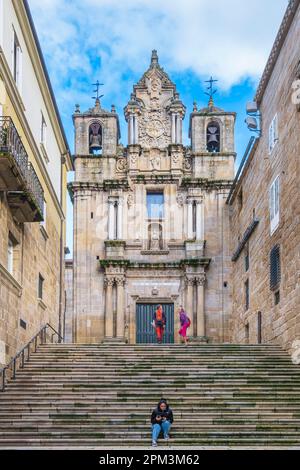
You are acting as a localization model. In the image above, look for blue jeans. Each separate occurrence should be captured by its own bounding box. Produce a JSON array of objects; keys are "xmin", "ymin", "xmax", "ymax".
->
[{"xmin": 152, "ymin": 421, "xmax": 171, "ymax": 441}]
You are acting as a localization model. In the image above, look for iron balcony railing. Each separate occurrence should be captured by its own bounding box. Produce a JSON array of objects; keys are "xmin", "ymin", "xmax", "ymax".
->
[{"xmin": 0, "ymin": 116, "xmax": 44, "ymax": 216}]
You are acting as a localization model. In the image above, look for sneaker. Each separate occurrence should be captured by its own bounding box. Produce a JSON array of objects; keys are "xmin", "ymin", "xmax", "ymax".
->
[
  {"xmin": 152, "ymin": 440, "xmax": 157, "ymax": 447},
  {"xmin": 164, "ymin": 434, "xmax": 170, "ymax": 441}
]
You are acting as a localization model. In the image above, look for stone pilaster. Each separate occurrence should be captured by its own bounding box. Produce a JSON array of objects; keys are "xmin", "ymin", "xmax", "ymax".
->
[
  {"xmin": 104, "ymin": 277, "xmax": 114, "ymax": 337},
  {"xmin": 116, "ymin": 276, "xmax": 125, "ymax": 339},
  {"xmin": 196, "ymin": 275, "xmax": 206, "ymax": 337},
  {"xmin": 185, "ymin": 277, "xmax": 194, "ymax": 336}
]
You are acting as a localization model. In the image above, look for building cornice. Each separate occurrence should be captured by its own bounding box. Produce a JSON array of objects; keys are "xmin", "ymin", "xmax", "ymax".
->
[
  {"xmin": 99, "ymin": 258, "xmax": 211, "ymax": 270},
  {"xmin": 0, "ymin": 50, "xmax": 65, "ymax": 221},
  {"xmin": 180, "ymin": 178, "xmax": 233, "ymax": 190},
  {"xmin": 14, "ymin": 0, "xmax": 73, "ymax": 172},
  {"xmin": 255, "ymin": 0, "xmax": 300, "ymax": 104}
]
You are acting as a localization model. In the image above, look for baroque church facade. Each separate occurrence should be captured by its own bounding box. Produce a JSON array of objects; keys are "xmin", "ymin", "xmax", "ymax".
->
[{"xmin": 69, "ymin": 51, "xmax": 236, "ymax": 344}]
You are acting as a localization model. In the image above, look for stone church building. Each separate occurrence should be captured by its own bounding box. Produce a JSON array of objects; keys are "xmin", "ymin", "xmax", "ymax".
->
[{"xmin": 68, "ymin": 51, "xmax": 236, "ymax": 345}]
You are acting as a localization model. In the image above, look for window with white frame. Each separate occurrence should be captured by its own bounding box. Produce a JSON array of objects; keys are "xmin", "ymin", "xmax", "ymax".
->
[
  {"xmin": 270, "ymin": 176, "xmax": 280, "ymax": 234},
  {"xmin": 40, "ymin": 113, "xmax": 47, "ymax": 147},
  {"xmin": 12, "ymin": 30, "xmax": 22, "ymax": 92},
  {"xmin": 269, "ymin": 114, "xmax": 278, "ymax": 154}
]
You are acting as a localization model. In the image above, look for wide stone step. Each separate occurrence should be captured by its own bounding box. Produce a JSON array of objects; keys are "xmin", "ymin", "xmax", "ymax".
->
[
  {"xmin": 1, "ymin": 422, "xmax": 300, "ymax": 431},
  {"xmin": 1, "ymin": 438, "xmax": 300, "ymax": 447}
]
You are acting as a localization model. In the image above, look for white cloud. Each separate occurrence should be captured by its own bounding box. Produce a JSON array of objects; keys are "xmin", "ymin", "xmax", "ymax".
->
[{"xmin": 28, "ymin": 0, "xmax": 288, "ymax": 122}]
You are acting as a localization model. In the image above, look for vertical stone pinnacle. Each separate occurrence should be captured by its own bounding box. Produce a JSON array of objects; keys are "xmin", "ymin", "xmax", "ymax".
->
[{"xmin": 151, "ymin": 50, "xmax": 159, "ymax": 66}]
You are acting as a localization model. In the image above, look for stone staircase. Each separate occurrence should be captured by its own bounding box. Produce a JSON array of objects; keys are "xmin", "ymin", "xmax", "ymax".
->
[{"xmin": 1, "ymin": 343, "xmax": 300, "ymax": 448}]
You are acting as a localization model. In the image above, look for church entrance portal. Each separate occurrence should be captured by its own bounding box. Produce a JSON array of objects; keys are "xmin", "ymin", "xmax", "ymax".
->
[{"xmin": 136, "ymin": 303, "xmax": 174, "ymax": 344}]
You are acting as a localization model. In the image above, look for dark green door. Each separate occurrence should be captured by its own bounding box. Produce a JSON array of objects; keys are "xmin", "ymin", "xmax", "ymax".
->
[{"xmin": 136, "ymin": 304, "xmax": 174, "ymax": 344}]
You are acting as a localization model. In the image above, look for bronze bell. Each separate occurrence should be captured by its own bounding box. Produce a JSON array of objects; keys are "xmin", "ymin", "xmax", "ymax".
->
[{"xmin": 89, "ymin": 123, "xmax": 102, "ymax": 153}]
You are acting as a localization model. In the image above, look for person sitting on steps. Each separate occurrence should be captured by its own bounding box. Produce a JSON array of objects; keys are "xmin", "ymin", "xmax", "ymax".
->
[{"xmin": 151, "ymin": 398, "xmax": 174, "ymax": 447}]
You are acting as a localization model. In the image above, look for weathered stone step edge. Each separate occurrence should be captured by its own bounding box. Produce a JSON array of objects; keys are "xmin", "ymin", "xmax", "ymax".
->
[
  {"xmin": 0, "ymin": 431, "xmax": 300, "ymax": 438},
  {"xmin": 3, "ymin": 390, "xmax": 300, "ymax": 396},
  {"xmin": 2, "ymin": 423, "xmax": 300, "ymax": 431},
  {"xmin": 0, "ymin": 405, "xmax": 300, "ymax": 419},
  {"xmin": 3, "ymin": 397, "xmax": 300, "ymax": 403},
  {"xmin": 8, "ymin": 384, "xmax": 300, "ymax": 390},
  {"xmin": 14, "ymin": 368, "xmax": 298, "ymax": 371},
  {"xmin": 1, "ymin": 418, "xmax": 299, "ymax": 424},
  {"xmin": 1, "ymin": 439, "xmax": 300, "ymax": 446},
  {"xmin": 2, "ymin": 407, "xmax": 300, "ymax": 414}
]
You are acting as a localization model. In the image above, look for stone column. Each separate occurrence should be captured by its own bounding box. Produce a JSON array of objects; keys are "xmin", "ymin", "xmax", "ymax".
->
[
  {"xmin": 129, "ymin": 114, "xmax": 134, "ymax": 144},
  {"xmin": 108, "ymin": 200, "xmax": 115, "ymax": 240},
  {"xmin": 116, "ymin": 276, "xmax": 125, "ymax": 338},
  {"xmin": 134, "ymin": 115, "xmax": 139, "ymax": 144},
  {"xmin": 105, "ymin": 278, "xmax": 114, "ymax": 337},
  {"xmin": 172, "ymin": 113, "xmax": 176, "ymax": 143},
  {"xmin": 196, "ymin": 276, "xmax": 206, "ymax": 337},
  {"xmin": 176, "ymin": 114, "xmax": 181, "ymax": 144},
  {"xmin": 117, "ymin": 199, "xmax": 123, "ymax": 240},
  {"xmin": 185, "ymin": 277, "xmax": 194, "ymax": 337},
  {"xmin": 196, "ymin": 199, "xmax": 203, "ymax": 240},
  {"xmin": 187, "ymin": 199, "xmax": 194, "ymax": 239},
  {"xmin": 178, "ymin": 115, "xmax": 182, "ymax": 144}
]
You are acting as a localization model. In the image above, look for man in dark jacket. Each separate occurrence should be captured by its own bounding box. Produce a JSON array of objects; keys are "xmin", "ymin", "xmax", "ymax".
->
[{"xmin": 151, "ymin": 398, "xmax": 173, "ymax": 446}]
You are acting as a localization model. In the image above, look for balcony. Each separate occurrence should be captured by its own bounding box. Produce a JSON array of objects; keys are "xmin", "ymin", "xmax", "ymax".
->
[{"xmin": 0, "ymin": 117, "xmax": 44, "ymax": 222}]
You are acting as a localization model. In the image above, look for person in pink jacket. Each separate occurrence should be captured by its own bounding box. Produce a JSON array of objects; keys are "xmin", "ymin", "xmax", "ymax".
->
[{"xmin": 178, "ymin": 306, "xmax": 191, "ymax": 345}]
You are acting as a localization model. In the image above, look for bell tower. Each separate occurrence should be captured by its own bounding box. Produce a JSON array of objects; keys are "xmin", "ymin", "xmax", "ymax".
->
[
  {"xmin": 73, "ymin": 95, "xmax": 120, "ymax": 157},
  {"xmin": 189, "ymin": 81, "xmax": 236, "ymax": 180}
]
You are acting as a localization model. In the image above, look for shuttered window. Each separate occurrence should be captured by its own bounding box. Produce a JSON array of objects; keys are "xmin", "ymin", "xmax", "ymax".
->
[{"xmin": 270, "ymin": 245, "xmax": 281, "ymax": 291}]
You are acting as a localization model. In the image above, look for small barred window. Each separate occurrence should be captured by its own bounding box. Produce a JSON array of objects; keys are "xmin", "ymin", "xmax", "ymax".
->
[{"xmin": 270, "ymin": 245, "xmax": 281, "ymax": 290}]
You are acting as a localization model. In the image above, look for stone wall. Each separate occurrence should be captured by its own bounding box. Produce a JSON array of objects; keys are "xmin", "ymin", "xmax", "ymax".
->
[
  {"xmin": 0, "ymin": 193, "xmax": 61, "ymax": 366},
  {"xmin": 229, "ymin": 4, "xmax": 300, "ymax": 352}
]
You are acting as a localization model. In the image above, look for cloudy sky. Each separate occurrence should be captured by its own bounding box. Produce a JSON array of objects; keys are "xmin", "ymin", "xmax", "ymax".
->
[{"xmin": 28, "ymin": 0, "xmax": 288, "ymax": 254}]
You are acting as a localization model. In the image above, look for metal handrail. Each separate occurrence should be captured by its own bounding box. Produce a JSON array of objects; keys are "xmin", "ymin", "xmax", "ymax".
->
[
  {"xmin": 0, "ymin": 323, "xmax": 63, "ymax": 392},
  {"xmin": 0, "ymin": 116, "xmax": 44, "ymax": 216}
]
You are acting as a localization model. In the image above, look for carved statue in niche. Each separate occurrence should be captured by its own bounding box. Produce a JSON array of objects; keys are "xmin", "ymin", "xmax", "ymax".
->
[{"xmin": 148, "ymin": 223, "xmax": 163, "ymax": 250}]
